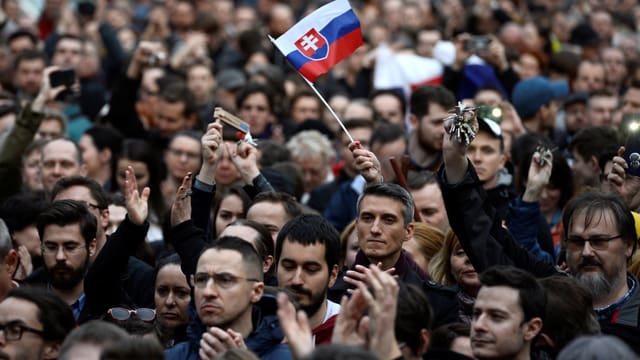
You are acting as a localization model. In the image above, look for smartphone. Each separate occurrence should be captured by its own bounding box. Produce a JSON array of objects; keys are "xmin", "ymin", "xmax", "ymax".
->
[
  {"xmin": 49, "ymin": 68, "xmax": 76, "ymax": 88},
  {"xmin": 624, "ymin": 133, "xmax": 640, "ymax": 177},
  {"xmin": 465, "ymin": 36, "xmax": 491, "ymax": 53}
]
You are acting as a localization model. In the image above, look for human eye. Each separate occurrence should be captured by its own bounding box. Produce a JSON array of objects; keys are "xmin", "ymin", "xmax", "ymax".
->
[
  {"xmin": 304, "ymin": 265, "xmax": 321, "ymax": 274},
  {"xmin": 156, "ymin": 286, "xmax": 169, "ymax": 297},
  {"xmin": 215, "ymin": 273, "xmax": 237, "ymax": 287},
  {"xmin": 360, "ymin": 213, "xmax": 373, "ymax": 222},
  {"xmin": 383, "ymin": 215, "xmax": 396, "ymax": 224},
  {"xmin": 64, "ymin": 243, "xmax": 81, "ymax": 252},
  {"xmin": 44, "ymin": 243, "xmax": 58, "ymax": 252},
  {"xmin": 194, "ymin": 273, "xmax": 209, "ymax": 287},
  {"xmin": 454, "ymin": 249, "xmax": 466, "ymax": 257},
  {"xmin": 176, "ymin": 288, "xmax": 191, "ymax": 299},
  {"xmin": 219, "ymin": 211, "xmax": 233, "ymax": 220},
  {"xmin": 281, "ymin": 261, "xmax": 296, "ymax": 271},
  {"xmin": 6, "ymin": 322, "xmax": 23, "ymax": 338}
]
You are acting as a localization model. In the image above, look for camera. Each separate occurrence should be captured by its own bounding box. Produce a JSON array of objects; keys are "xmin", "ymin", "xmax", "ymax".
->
[{"xmin": 465, "ymin": 36, "xmax": 491, "ymax": 53}]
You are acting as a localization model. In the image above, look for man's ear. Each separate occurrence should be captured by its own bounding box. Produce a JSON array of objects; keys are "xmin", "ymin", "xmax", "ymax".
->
[
  {"xmin": 409, "ymin": 114, "xmax": 419, "ymax": 128},
  {"xmin": 263, "ymin": 255, "xmax": 274, "ymax": 274},
  {"xmin": 42, "ymin": 342, "xmax": 60, "ymax": 360},
  {"xmin": 418, "ymin": 328, "xmax": 430, "ymax": 355},
  {"xmin": 328, "ymin": 264, "xmax": 339, "ymax": 288},
  {"xmin": 589, "ymin": 155, "xmax": 601, "ymax": 173},
  {"xmin": 4, "ymin": 249, "xmax": 18, "ymax": 276},
  {"xmin": 98, "ymin": 148, "xmax": 112, "ymax": 165},
  {"xmin": 523, "ymin": 317, "xmax": 543, "ymax": 342},
  {"xmin": 404, "ymin": 222, "xmax": 415, "ymax": 242},
  {"xmin": 251, "ymin": 281, "xmax": 265, "ymax": 303},
  {"xmin": 88, "ymin": 238, "xmax": 97, "ymax": 258}
]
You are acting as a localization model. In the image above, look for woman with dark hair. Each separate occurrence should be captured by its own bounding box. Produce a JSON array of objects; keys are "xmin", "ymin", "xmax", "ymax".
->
[
  {"xmin": 113, "ymin": 138, "xmax": 167, "ymax": 243},
  {"xmin": 213, "ymin": 186, "xmax": 251, "ymax": 237},
  {"xmin": 153, "ymin": 254, "xmax": 190, "ymax": 348}
]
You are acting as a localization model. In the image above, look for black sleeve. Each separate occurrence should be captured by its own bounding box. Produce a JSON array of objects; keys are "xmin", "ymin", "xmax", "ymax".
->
[
  {"xmin": 437, "ymin": 162, "xmax": 558, "ymax": 278},
  {"xmin": 84, "ymin": 216, "xmax": 150, "ymax": 317},
  {"xmin": 167, "ymin": 220, "xmax": 208, "ymax": 278},
  {"xmin": 103, "ymin": 74, "xmax": 147, "ymax": 139}
]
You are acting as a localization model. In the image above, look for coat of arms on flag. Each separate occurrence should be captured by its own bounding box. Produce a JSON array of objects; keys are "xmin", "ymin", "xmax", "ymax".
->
[{"xmin": 271, "ymin": 0, "xmax": 363, "ymax": 83}]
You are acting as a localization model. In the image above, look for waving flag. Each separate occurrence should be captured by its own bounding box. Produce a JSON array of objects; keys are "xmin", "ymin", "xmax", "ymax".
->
[{"xmin": 272, "ymin": 0, "xmax": 363, "ymax": 83}]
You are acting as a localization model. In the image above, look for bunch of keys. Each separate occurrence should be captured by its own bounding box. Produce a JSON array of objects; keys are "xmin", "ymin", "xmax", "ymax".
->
[
  {"xmin": 213, "ymin": 107, "xmax": 258, "ymax": 147},
  {"xmin": 447, "ymin": 102, "xmax": 478, "ymax": 146},
  {"xmin": 535, "ymin": 144, "xmax": 555, "ymax": 167}
]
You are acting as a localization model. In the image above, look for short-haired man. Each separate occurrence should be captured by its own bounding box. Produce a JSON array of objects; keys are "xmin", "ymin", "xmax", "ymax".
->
[
  {"xmin": 155, "ymin": 82, "xmax": 198, "ymax": 140},
  {"xmin": 285, "ymin": 130, "xmax": 335, "ymax": 204},
  {"xmin": 12, "ymin": 50, "xmax": 46, "ymax": 102},
  {"xmin": 408, "ymin": 85, "xmax": 456, "ymax": 172},
  {"xmin": 41, "ymin": 138, "xmax": 85, "ymax": 193},
  {"xmin": 586, "ymin": 90, "xmax": 618, "ymax": 127},
  {"xmin": 57, "ymin": 320, "xmax": 128, "ymax": 360},
  {"xmin": 569, "ymin": 126, "xmax": 619, "ymax": 189},
  {"xmin": 407, "ymin": 172, "xmax": 449, "ymax": 232},
  {"xmin": 247, "ymin": 192, "xmax": 303, "ymax": 245},
  {"xmin": 35, "ymin": 200, "xmax": 96, "ymax": 322},
  {"xmin": 471, "ymin": 266, "xmax": 544, "ymax": 360},
  {"xmin": 165, "ymin": 237, "xmax": 291, "ymax": 359},
  {"xmin": 0, "ymin": 287, "xmax": 76, "ymax": 360},
  {"xmin": 275, "ymin": 215, "xmax": 341, "ymax": 345}
]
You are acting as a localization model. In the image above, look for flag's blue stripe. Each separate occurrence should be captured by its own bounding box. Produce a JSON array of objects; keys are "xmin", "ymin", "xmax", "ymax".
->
[{"xmin": 286, "ymin": 9, "xmax": 360, "ymax": 70}]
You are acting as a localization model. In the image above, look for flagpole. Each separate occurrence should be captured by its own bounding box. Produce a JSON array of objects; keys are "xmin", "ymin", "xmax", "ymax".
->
[{"xmin": 268, "ymin": 35, "xmax": 355, "ymax": 144}]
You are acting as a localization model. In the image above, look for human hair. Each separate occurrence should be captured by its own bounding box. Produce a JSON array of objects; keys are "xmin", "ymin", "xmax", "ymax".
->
[
  {"xmin": 0, "ymin": 192, "xmax": 47, "ymax": 234},
  {"xmin": 43, "ymin": 138, "xmax": 82, "ymax": 166},
  {"xmin": 155, "ymin": 253, "xmax": 182, "ymax": 279},
  {"xmin": 430, "ymin": 322, "xmax": 471, "ymax": 350},
  {"xmin": 158, "ymin": 81, "xmax": 198, "ymax": 118},
  {"xmin": 251, "ymin": 192, "xmax": 303, "ymax": 222},
  {"xmin": 339, "ymin": 220, "xmax": 356, "ymax": 269},
  {"xmin": 83, "ymin": 126, "xmax": 123, "ymax": 155},
  {"xmin": 556, "ymin": 335, "xmax": 636, "ymax": 360},
  {"xmin": 395, "ymin": 282, "xmax": 433, "ymax": 356},
  {"xmin": 561, "ymin": 191, "xmax": 637, "ymax": 255},
  {"xmin": 0, "ymin": 219, "xmax": 11, "ymax": 259},
  {"xmin": 12, "ymin": 49, "xmax": 46, "ymax": 70},
  {"xmin": 41, "ymin": 109, "xmax": 68, "ymax": 132},
  {"xmin": 235, "ymin": 82, "xmax": 274, "ymax": 115},
  {"xmin": 568, "ymin": 126, "xmax": 620, "ymax": 165},
  {"xmin": 51, "ymin": 176, "xmax": 110, "ymax": 210},
  {"xmin": 7, "ymin": 29, "xmax": 38, "ymax": 48},
  {"xmin": 479, "ymin": 265, "xmax": 546, "ymax": 322},
  {"xmin": 36, "ymin": 199, "xmax": 97, "ymax": 248},
  {"xmin": 428, "ymin": 229, "xmax": 460, "ymax": 285},
  {"xmin": 407, "ymin": 171, "xmax": 438, "ymax": 190},
  {"xmin": 54, "ymin": 34, "xmax": 84, "ymax": 52},
  {"xmin": 275, "ymin": 214, "xmax": 340, "ymax": 273},
  {"xmin": 370, "ymin": 122, "xmax": 406, "ymax": 149},
  {"xmin": 267, "ymin": 162, "xmax": 305, "ymax": 200},
  {"xmin": 22, "ymin": 138, "xmax": 48, "ymax": 162},
  {"xmin": 258, "ymin": 140, "xmax": 291, "ymax": 167},
  {"xmin": 99, "ymin": 336, "xmax": 164, "ymax": 360},
  {"xmin": 114, "ymin": 139, "xmax": 165, "ymax": 218},
  {"xmin": 539, "ymin": 276, "xmax": 600, "ymax": 350},
  {"xmin": 342, "ymin": 118, "xmax": 374, "ymax": 142},
  {"xmin": 58, "ymin": 321, "xmax": 129, "ymax": 360},
  {"xmin": 303, "ymin": 344, "xmax": 380, "ymax": 360},
  {"xmin": 285, "ymin": 130, "xmax": 334, "ymax": 163},
  {"xmin": 410, "ymin": 85, "xmax": 456, "ymax": 119},
  {"xmin": 289, "ymin": 89, "xmax": 320, "ymax": 116},
  {"xmin": 226, "ymin": 219, "xmax": 273, "ymax": 264},
  {"xmin": 357, "ymin": 183, "xmax": 414, "ymax": 226},
  {"xmin": 411, "ymin": 222, "xmax": 445, "ymax": 261},
  {"xmin": 6, "ymin": 287, "xmax": 75, "ymax": 343},
  {"xmin": 200, "ymin": 236, "xmax": 263, "ymax": 281}
]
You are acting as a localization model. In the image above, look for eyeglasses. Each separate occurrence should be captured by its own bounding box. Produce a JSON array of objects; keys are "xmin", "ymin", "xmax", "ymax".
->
[
  {"xmin": 79, "ymin": 201, "xmax": 104, "ymax": 211},
  {"xmin": 565, "ymin": 234, "xmax": 623, "ymax": 251},
  {"xmin": 0, "ymin": 321, "xmax": 44, "ymax": 341},
  {"xmin": 108, "ymin": 307, "xmax": 156, "ymax": 322},
  {"xmin": 168, "ymin": 148, "xmax": 201, "ymax": 161},
  {"xmin": 41, "ymin": 242, "xmax": 85, "ymax": 255},
  {"xmin": 191, "ymin": 272, "xmax": 260, "ymax": 289}
]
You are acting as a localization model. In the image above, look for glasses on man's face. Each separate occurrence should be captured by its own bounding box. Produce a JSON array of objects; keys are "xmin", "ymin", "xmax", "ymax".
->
[
  {"xmin": 168, "ymin": 148, "xmax": 201, "ymax": 161},
  {"xmin": 0, "ymin": 321, "xmax": 44, "ymax": 341},
  {"xmin": 565, "ymin": 234, "xmax": 623, "ymax": 251},
  {"xmin": 108, "ymin": 307, "xmax": 156, "ymax": 322},
  {"xmin": 41, "ymin": 242, "xmax": 85, "ymax": 255},
  {"xmin": 191, "ymin": 272, "xmax": 260, "ymax": 289}
]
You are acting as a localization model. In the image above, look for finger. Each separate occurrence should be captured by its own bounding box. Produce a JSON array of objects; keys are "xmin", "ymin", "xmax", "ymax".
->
[
  {"xmin": 140, "ymin": 187, "xmax": 151, "ymax": 202},
  {"xmin": 348, "ymin": 141, "xmax": 362, "ymax": 151},
  {"xmin": 126, "ymin": 165, "xmax": 138, "ymax": 194},
  {"xmin": 618, "ymin": 146, "xmax": 626, "ymax": 157}
]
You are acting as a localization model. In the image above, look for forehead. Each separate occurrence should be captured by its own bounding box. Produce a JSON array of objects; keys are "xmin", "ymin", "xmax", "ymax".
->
[
  {"xmin": 359, "ymin": 194, "xmax": 404, "ymax": 215},
  {"xmin": 0, "ymin": 297, "xmax": 40, "ymax": 327},
  {"xmin": 373, "ymin": 94, "xmax": 402, "ymax": 108},
  {"xmin": 170, "ymin": 136, "xmax": 200, "ymax": 149},
  {"xmin": 248, "ymin": 201, "xmax": 286, "ymax": 220},
  {"xmin": 476, "ymin": 285, "xmax": 522, "ymax": 314},
  {"xmin": 280, "ymin": 239, "xmax": 327, "ymax": 264},
  {"xmin": 43, "ymin": 140, "xmax": 79, "ymax": 161},
  {"xmin": 53, "ymin": 185, "xmax": 96, "ymax": 203},
  {"xmin": 469, "ymin": 131, "xmax": 501, "ymax": 148},
  {"xmin": 568, "ymin": 207, "xmax": 617, "ymax": 234},
  {"xmin": 411, "ymin": 183, "xmax": 442, "ymax": 204},
  {"xmin": 17, "ymin": 58, "xmax": 45, "ymax": 69},
  {"xmin": 42, "ymin": 223, "xmax": 85, "ymax": 243},
  {"xmin": 220, "ymin": 225, "xmax": 258, "ymax": 241},
  {"xmin": 197, "ymin": 248, "xmax": 245, "ymax": 274},
  {"xmin": 56, "ymin": 38, "xmax": 82, "ymax": 50}
]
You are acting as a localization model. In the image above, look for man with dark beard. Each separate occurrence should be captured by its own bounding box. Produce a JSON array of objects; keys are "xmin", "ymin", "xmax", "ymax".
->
[
  {"xmin": 36, "ymin": 200, "xmax": 96, "ymax": 322},
  {"xmin": 407, "ymin": 85, "xmax": 456, "ymax": 173},
  {"xmin": 275, "ymin": 214, "xmax": 340, "ymax": 346}
]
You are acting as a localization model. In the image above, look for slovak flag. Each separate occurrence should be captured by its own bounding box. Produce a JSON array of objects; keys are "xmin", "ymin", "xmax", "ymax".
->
[{"xmin": 272, "ymin": 0, "xmax": 363, "ymax": 83}]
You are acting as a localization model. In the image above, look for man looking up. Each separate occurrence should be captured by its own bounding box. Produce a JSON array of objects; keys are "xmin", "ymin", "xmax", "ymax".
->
[{"xmin": 275, "ymin": 214, "xmax": 341, "ymax": 345}]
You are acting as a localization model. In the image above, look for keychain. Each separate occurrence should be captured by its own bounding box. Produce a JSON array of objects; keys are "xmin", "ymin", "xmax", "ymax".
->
[{"xmin": 447, "ymin": 102, "xmax": 478, "ymax": 146}]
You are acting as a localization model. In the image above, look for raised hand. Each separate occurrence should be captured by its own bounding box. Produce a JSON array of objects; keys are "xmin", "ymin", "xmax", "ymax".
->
[
  {"xmin": 276, "ymin": 292, "xmax": 313, "ymax": 359},
  {"xmin": 344, "ymin": 263, "xmax": 395, "ymax": 294},
  {"xmin": 170, "ymin": 172, "xmax": 193, "ymax": 227},
  {"xmin": 199, "ymin": 122, "xmax": 224, "ymax": 184},
  {"xmin": 229, "ymin": 141, "xmax": 261, "ymax": 184},
  {"xmin": 349, "ymin": 141, "xmax": 383, "ymax": 184},
  {"xmin": 198, "ymin": 327, "xmax": 247, "ymax": 360},
  {"xmin": 32, "ymin": 66, "xmax": 68, "ymax": 112},
  {"xmin": 522, "ymin": 148, "xmax": 553, "ymax": 202},
  {"xmin": 124, "ymin": 165, "xmax": 150, "ymax": 225},
  {"xmin": 331, "ymin": 290, "xmax": 369, "ymax": 347},
  {"xmin": 442, "ymin": 111, "xmax": 474, "ymax": 184}
]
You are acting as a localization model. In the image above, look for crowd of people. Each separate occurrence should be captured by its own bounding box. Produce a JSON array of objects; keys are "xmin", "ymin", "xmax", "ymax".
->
[{"xmin": 1, "ymin": 0, "xmax": 640, "ymax": 359}]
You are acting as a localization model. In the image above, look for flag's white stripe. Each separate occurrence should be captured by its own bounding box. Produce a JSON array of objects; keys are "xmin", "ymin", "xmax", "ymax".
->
[{"xmin": 274, "ymin": 0, "xmax": 352, "ymax": 55}]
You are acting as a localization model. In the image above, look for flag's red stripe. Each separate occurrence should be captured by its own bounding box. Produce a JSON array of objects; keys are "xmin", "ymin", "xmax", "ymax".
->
[
  {"xmin": 410, "ymin": 76, "xmax": 443, "ymax": 91},
  {"xmin": 298, "ymin": 27, "xmax": 363, "ymax": 82}
]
